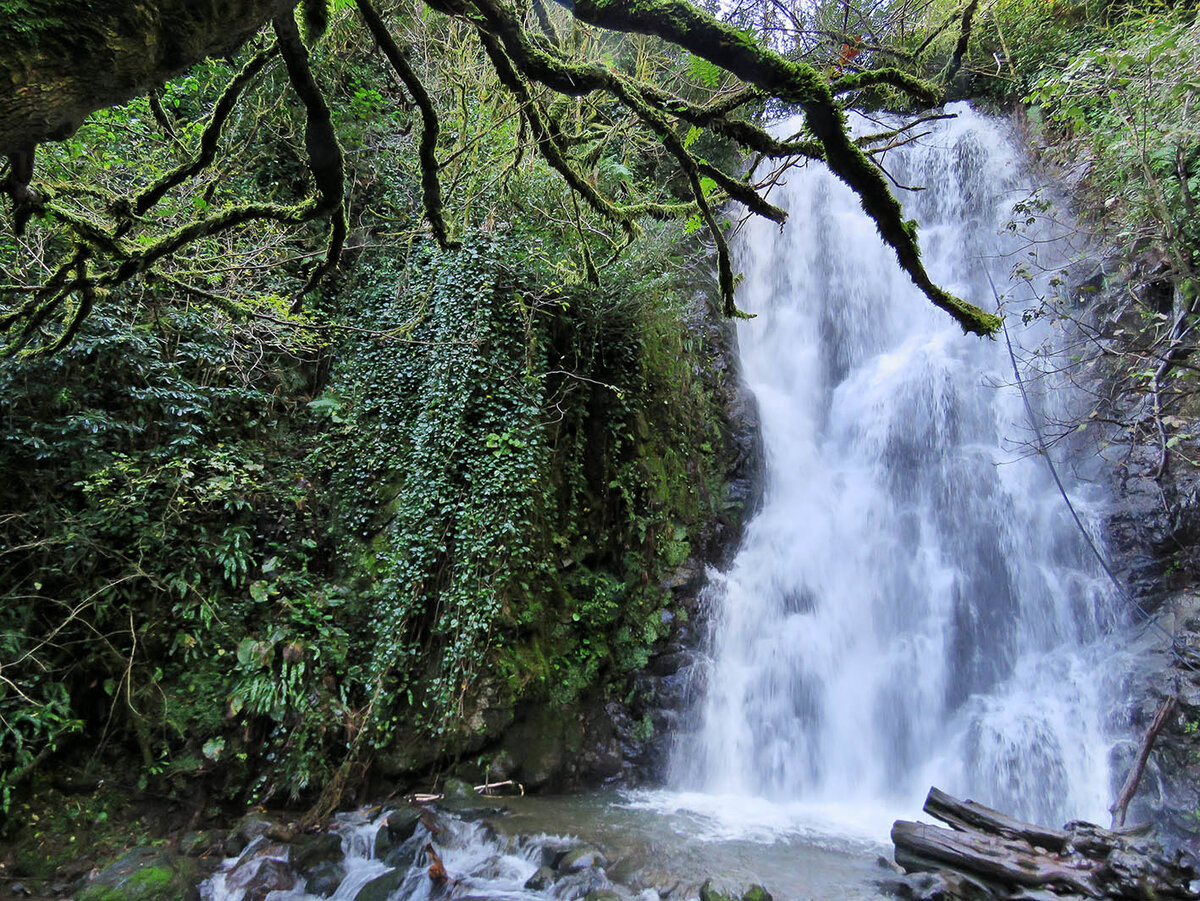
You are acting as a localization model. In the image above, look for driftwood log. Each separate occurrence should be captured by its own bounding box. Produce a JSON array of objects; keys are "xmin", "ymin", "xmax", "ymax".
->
[{"xmin": 888, "ymin": 788, "xmax": 1198, "ymax": 900}]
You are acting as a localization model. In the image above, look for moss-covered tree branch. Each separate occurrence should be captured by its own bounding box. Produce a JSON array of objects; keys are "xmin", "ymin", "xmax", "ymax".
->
[
  {"xmin": 548, "ymin": 0, "xmax": 1000, "ymax": 335},
  {"xmin": 355, "ymin": 0, "xmax": 459, "ymax": 249}
]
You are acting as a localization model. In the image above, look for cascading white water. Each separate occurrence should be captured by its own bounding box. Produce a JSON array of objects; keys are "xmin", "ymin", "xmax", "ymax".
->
[{"xmin": 677, "ymin": 104, "xmax": 1130, "ymax": 827}]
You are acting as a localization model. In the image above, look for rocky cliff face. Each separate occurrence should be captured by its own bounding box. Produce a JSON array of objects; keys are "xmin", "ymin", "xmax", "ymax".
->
[{"xmin": 1083, "ymin": 255, "xmax": 1200, "ymax": 850}]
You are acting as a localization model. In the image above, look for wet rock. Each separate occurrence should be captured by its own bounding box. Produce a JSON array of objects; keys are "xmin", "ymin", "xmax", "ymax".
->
[
  {"xmin": 662, "ymin": 559, "xmax": 705, "ymax": 593},
  {"xmin": 292, "ymin": 831, "xmax": 343, "ymax": 873},
  {"xmin": 648, "ymin": 651, "xmax": 694, "ymax": 677},
  {"xmin": 354, "ymin": 867, "xmax": 407, "ymax": 900},
  {"xmin": 877, "ymin": 869, "xmax": 992, "ymax": 901},
  {"xmin": 699, "ymin": 881, "xmax": 737, "ymax": 901},
  {"xmin": 304, "ymin": 860, "xmax": 347, "ymax": 897},
  {"xmin": 375, "ymin": 808, "xmax": 421, "ymax": 858},
  {"xmin": 223, "ymin": 812, "xmax": 275, "ymax": 857},
  {"xmin": 76, "ymin": 847, "xmax": 196, "ymax": 901},
  {"xmin": 554, "ymin": 867, "xmax": 612, "ymax": 898},
  {"xmin": 484, "ymin": 749, "xmax": 517, "ymax": 781},
  {"xmin": 558, "ymin": 846, "xmax": 608, "ymax": 872},
  {"xmin": 585, "ymin": 892, "xmax": 623, "ymax": 901},
  {"xmin": 524, "ymin": 865, "xmax": 557, "ymax": 890},
  {"xmin": 225, "ymin": 856, "xmax": 296, "ymax": 900}
]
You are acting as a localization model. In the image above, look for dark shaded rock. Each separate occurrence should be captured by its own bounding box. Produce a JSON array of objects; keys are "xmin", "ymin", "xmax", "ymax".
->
[
  {"xmin": 441, "ymin": 777, "xmax": 478, "ymax": 803},
  {"xmin": 354, "ymin": 867, "xmax": 406, "ymax": 900},
  {"xmin": 292, "ymin": 831, "xmax": 343, "ymax": 873},
  {"xmin": 502, "ymin": 706, "xmax": 569, "ymax": 790},
  {"xmin": 225, "ymin": 856, "xmax": 295, "ymax": 900},
  {"xmin": 375, "ymin": 808, "xmax": 421, "ymax": 859},
  {"xmin": 223, "ymin": 812, "xmax": 275, "ymax": 857},
  {"xmin": 484, "ymin": 749, "xmax": 516, "ymax": 781},
  {"xmin": 648, "ymin": 651, "xmax": 694, "ymax": 677},
  {"xmin": 304, "ymin": 860, "xmax": 347, "ymax": 897},
  {"xmin": 662, "ymin": 559, "xmax": 705, "ymax": 593},
  {"xmin": 524, "ymin": 866, "xmax": 557, "ymax": 890},
  {"xmin": 179, "ymin": 830, "xmax": 219, "ymax": 857}
]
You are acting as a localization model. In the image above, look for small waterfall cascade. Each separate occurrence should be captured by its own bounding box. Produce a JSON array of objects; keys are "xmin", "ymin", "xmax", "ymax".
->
[{"xmin": 676, "ymin": 104, "xmax": 1129, "ymax": 826}]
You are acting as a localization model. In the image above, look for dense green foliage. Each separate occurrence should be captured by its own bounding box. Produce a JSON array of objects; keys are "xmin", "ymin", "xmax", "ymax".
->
[{"xmin": 0, "ymin": 1, "xmax": 743, "ymax": 811}]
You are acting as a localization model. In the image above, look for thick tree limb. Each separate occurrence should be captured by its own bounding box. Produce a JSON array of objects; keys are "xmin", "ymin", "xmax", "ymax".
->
[
  {"xmin": 893, "ymin": 787, "xmax": 1200, "ymax": 901},
  {"xmin": 550, "ymin": 0, "xmax": 1001, "ymax": 335},
  {"xmin": 0, "ymin": 0, "xmax": 298, "ymax": 156},
  {"xmin": 273, "ymin": 12, "xmax": 347, "ymax": 301},
  {"xmin": 355, "ymin": 0, "xmax": 459, "ymax": 249},
  {"xmin": 131, "ymin": 44, "xmax": 280, "ymax": 218},
  {"xmin": 942, "ymin": 0, "xmax": 980, "ymax": 85}
]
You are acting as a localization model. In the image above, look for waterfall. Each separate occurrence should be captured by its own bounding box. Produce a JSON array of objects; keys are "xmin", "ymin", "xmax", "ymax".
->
[{"xmin": 675, "ymin": 104, "xmax": 1129, "ymax": 827}]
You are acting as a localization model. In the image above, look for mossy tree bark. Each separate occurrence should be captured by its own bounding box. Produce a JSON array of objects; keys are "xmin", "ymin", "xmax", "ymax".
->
[
  {"xmin": 0, "ymin": 0, "xmax": 296, "ymax": 155},
  {"xmin": 0, "ymin": 0, "xmax": 1001, "ymax": 339}
]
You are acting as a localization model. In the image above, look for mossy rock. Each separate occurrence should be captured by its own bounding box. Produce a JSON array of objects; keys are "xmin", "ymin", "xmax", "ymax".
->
[
  {"xmin": 441, "ymin": 777, "xmax": 478, "ymax": 803},
  {"xmin": 76, "ymin": 847, "xmax": 196, "ymax": 901},
  {"xmin": 699, "ymin": 880, "xmax": 736, "ymax": 901},
  {"xmin": 558, "ymin": 846, "xmax": 608, "ymax": 872}
]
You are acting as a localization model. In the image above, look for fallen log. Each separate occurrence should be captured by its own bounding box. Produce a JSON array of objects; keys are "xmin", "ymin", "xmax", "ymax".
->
[
  {"xmin": 890, "ymin": 820, "xmax": 1101, "ymax": 897},
  {"xmin": 924, "ymin": 787, "xmax": 1070, "ymax": 853},
  {"xmin": 888, "ymin": 788, "xmax": 1199, "ymax": 900}
]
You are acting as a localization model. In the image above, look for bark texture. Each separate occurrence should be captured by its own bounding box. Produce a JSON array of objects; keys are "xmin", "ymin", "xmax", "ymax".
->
[{"xmin": 0, "ymin": 0, "xmax": 296, "ymax": 155}]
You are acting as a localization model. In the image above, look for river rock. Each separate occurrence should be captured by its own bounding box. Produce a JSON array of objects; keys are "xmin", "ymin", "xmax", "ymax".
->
[
  {"xmin": 293, "ymin": 831, "xmax": 343, "ymax": 873},
  {"xmin": 375, "ymin": 808, "xmax": 421, "ymax": 859},
  {"xmin": 304, "ymin": 860, "xmax": 347, "ymax": 897},
  {"xmin": 877, "ymin": 869, "xmax": 997, "ymax": 901},
  {"xmin": 699, "ymin": 881, "xmax": 737, "ymax": 901},
  {"xmin": 223, "ymin": 811, "xmax": 276, "ymax": 857},
  {"xmin": 524, "ymin": 865, "xmax": 557, "ymax": 890},
  {"xmin": 179, "ymin": 830, "xmax": 220, "ymax": 857},
  {"xmin": 441, "ymin": 777, "xmax": 479, "ymax": 803},
  {"xmin": 585, "ymin": 892, "xmax": 623, "ymax": 901},
  {"xmin": 485, "ymin": 749, "xmax": 517, "ymax": 781},
  {"xmin": 354, "ymin": 867, "xmax": 407, "ymax": 900},
  {"xmin": 76, "ymin": 847, "xmax": 196, "ymax": 901},
  {"xmin": 558, "ymin": 846, "xmax": 608, "ymax": 872},
  {"xmin": 225, "ymin": 855, "xmax": 296, "ymax": 899}
]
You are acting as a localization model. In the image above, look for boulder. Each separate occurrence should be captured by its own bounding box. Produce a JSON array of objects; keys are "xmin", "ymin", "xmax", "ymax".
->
[
  {"xmin": 223, "ymin": 811, "xmax": 275, "ymax": 857},
  {"xmin": 292, "ymin": 831, "xmax": 343, "ymax": 874},
  {"xmin": 304, "ymin": 860, "xmax": 347, "ymax": 897},
  {"xmin": 524, "ymin": 865, "xmax": 557, "ymax": 890},
  {"xmin": 76, "ymin": 847, "xmax": 196, "ymax": 901},
  {"xmin": 558, "ymin": 846, "xmax": 608, "ymax": 872},
  {"xmin": 354, "ymin": 867, "xmax": 407, "ymax": 900},
  {"xmin": 224, "ymin": 856, "xmax": 296, "ymax": 900},
  {"xmin": 179, "ymin": 830, "xmax": 220, "ymax": 857},
  {"xmin": 441, "ymin": 777, "xmax": 478, "ymax": 803},
  {"xmin": 375, "ymin": 808, "xmax": 421, "ymax": 859}
]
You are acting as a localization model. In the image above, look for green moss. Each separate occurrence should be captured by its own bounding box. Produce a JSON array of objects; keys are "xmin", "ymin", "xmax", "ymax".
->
[{"xmin": 78, "ymin": 867, "xmax": 176, "ymax": 901}]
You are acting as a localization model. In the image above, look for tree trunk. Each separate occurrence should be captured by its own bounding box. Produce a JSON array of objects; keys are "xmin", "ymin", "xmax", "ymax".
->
[{"xmin": 0, "ymin": 0, "xmax": 295, "ymax": 155}]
